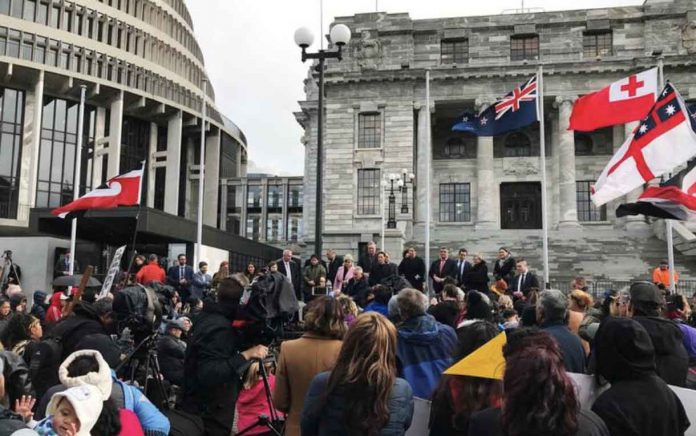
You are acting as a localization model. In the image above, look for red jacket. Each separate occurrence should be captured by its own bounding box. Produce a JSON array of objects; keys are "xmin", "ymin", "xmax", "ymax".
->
[{"xmin": 136, "ymin": 261, "xmax": 166, "ymax": 285}]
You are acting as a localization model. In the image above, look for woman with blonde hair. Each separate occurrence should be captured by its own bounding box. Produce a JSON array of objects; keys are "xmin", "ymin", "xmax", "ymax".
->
[
  {"xmin": 333, "ymin": 254, "xmax": 355, "ymax": 292},
  {"xmin": 301, "ymin": 312, "xmax": 414, "ymax": 435}
]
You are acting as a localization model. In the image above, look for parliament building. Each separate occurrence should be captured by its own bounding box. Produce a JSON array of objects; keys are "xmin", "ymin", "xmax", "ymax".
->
[{"xmin": 296, "ymin": 0, "xmax": 696, "ymax": 287}]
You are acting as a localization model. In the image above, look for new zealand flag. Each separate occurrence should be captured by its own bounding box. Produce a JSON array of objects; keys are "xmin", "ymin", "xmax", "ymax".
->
[{"xmin": 452, "ymin": 75, "xmax": 538, "ymax": 136}]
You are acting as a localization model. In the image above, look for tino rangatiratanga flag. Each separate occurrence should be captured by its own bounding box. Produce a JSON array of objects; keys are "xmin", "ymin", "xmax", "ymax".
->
[
  {"xmin": 51, "ymin": 166, "xmax": 143, "ymax": 219},
  {"xmin": 591, "ymin": 83, "xmax": 696, "ymax": 207},
  {"xmin": 452, "ymin": 75, "xmax": 538, "ymax": 136}
]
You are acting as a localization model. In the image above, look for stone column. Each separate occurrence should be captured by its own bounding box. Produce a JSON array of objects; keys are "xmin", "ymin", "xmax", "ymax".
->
[
  {"xmin": 106, "ymin": 91, "xmax": 124, "ymax": 179},
  {"xmin": 414, "ymin": 103, "xmax": 430, "ymax": 227},
  {"xmin": 240, "ymin": 180, "xmax": 248, "ymax": 237},
  {"xmin": 91, "ymin": 107, "xmax": 107, "ymax": 188},
  {"xmin": 146, "ymin": 122, "xmax": 157, "ymax": 208},
  {"xmin": 203, "ymin": 129, "xmax": 221, "ymax": 227},
  {"xmin": 164, "ymin": 111, "xmax": 182, "ymax": 215},
  {"xmin": 19, "ymin": 71, "xmax": 44, "ymax": 222},
  {"xmin": 475, "ymin": 99, "xmax": 496, "ymax": 229},
  {"xmin": 556, "ymin": 96, "xmax": 580, "ymax": 228},
  {"xmin": 623, "ymin": 121, "xmax": 649, "ymax": 231}
]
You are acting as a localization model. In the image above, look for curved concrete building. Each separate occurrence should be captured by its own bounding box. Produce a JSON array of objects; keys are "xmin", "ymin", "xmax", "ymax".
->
[{"xmin": 0, "ymin": 0, "xmax": 280, "ymax": 292}]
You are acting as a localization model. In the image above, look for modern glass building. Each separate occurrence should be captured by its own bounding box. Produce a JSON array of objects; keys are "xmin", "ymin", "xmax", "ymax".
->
[{"xmin": 0, "ymin": 0, "xmax": 281, "ymax": 293}]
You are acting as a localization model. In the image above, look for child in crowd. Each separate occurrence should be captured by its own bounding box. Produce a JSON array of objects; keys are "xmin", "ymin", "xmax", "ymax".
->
[
  {"xmin": 20, "ymin": 385, "xmax": 103, "ymax": 436},
  {"xmin": 235, "ymin": 360, "xmax": 281, "ymax": 435}
]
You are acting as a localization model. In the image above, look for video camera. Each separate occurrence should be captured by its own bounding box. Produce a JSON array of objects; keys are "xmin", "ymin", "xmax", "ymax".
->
[{"xmin": 112, "ymin": 284, "xmax": 164, "ymax": 341}]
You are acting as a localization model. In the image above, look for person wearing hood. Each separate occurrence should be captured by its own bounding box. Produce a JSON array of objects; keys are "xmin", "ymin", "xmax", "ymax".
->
[
  {"xmin": 157, "ymin": 319, "xmax": 187, "ymax": 387},
  {"xmin": 395, "ymin": 288, "xmax": 457, "ymax": 399},
  {"xmin": 48, "ymin": 300, "xmax": 111, "ymax": 361},
  {"xmin": 592, "ymin": 317, "xmax": 689, "ymax": 436},
  {"xmin": 0, "ymin": 297, "xmax": 13, "ymax": 337},
  {"xmin": 45, "ymin": 292, "xmax": 66, "ymax": 325},
  {"xmin": 665, "ymin": 293, "xmax": 696, "ymax": 364},
  {"xmin": 183, "ymin": 274, "xmax": 268, "ymax": 436},
  {"xmin": 30, "ymin": 292, "xmax": 47, "ymax": 325},
  {"xmin": 627, "ymin": 281, "xmax": 689, "ymax": 387},
  {"xmin": 10, "ymin": 294, "xmax": 27, "ymax": 314}
]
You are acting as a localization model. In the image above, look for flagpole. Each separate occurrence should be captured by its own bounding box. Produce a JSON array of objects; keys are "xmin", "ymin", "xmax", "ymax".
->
[
  {"xmin": 69, "ymin": 85, "xmax": 87, "ymax": 276},
  {"xmin": 195, "ymin": 80, "xmax": 207, "ymax": 269},
  {"xmin": 656, "ymin": 56, "xmax": 676, "ymax": 293},
  {"xmin": 425, "ymin": 69, "xmax": 432, "ymax": 296},
  {"xmin": 124, "ymin": 161, "xmax": 146, "ymax": 283},
  {"xmin": 537, "ymin": 66, "xmax": 550, "ymax": 288}
]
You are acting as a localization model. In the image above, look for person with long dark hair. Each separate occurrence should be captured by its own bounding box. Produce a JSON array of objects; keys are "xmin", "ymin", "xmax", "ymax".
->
[
  {"xmin": 301, "ymin": 312, "xmax": 414, "ymax": 436},
  {"xmin": 468, "ymin": 329, "xmax": 609, "ymax": 436},
  {"xmin": 429, "ymin": 321, "xmax": 502, "ymax": 436}
]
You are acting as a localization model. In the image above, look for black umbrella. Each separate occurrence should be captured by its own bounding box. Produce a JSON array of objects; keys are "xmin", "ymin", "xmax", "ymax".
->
[{"xmin": 52, "ymin": 275, "xmax": 102, "ymax": 288}]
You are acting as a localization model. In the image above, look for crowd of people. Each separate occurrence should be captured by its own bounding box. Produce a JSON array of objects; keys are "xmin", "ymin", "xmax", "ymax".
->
[{"xmin": 0, "ymin": 243, "xmax": 690, "ymax": 436}]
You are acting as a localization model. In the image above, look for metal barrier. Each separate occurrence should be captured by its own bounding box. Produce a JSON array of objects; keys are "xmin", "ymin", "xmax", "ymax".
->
[{"xmin": 548, "ymin": 280, "xmax": 696, "ymax": 298}]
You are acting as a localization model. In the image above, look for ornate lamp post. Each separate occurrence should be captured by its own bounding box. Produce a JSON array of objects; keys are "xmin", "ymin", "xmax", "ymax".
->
[
  {"xmin": 387, "ymin": 173, "xmax": 398, "ymax": 229},
  {"xmin": 294, "ymin": 24, "xmax": 351, "ymax": 255},
  {"xmin": 399, "ymin": 168, "xmax": 415, "ymax": 213}
]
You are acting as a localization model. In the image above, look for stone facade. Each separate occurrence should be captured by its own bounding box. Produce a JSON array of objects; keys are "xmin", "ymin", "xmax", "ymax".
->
[{"xmin": 295, "ymin": 0, "xmax": 696, "ymax": 283}]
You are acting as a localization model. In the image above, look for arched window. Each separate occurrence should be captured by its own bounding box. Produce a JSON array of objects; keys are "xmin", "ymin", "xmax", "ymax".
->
[
  {"xmin": 575, "ymin": 133, "xmax": 593, "ymax": 156},
  {"xmin": 504, "ymin": 132, "xmax": 532, "ymax": 157}
]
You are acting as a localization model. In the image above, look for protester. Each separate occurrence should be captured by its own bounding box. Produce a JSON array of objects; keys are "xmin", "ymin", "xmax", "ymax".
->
[
  {"xmin": 428, "ymin": 284, "xmax": 463, "ymax": 328},
  {"xmin": 30, "ymin": 384, "xmax": 108, "ymax": 436},
  {"xmin": 183, "ymin": 274, "xmax": 268, "ymax": 436},
  {"xmin": 430, "ymin": 321, "xmax": 502, "ymax": 436},
  {"xmin": 166, "ymin": 254, "xmax": 193, "ymax": 303},
  {"xmin": 665, "ymin": 293, "xmax": 696, "ymax": 362},
  {"xmin": 398, "ymin": 247, "xmax": 426, "ymax": 292},
  {"xmin": 627, "ymin": 281, "xmax": 688, "ymax": 386},
  {"xmin": 10, "ymin": 294, "xmax": 27, "ymax": 314},
  {"xmin": 365, "ymin": 285, "xmax": 392, "ymax": 317},
  {"xmin": 236, "ymin": 360, "xmax": 281, "ymax": 436},
  {"xmin": 592, "ymin": 317, "xmax": 690, "ymax": 436},
  {"xmin": 135, "ymin": 254, "xmax": 166, "ymax": 285},
  {"xmin": 157, "ymin": 319, "xmax": 187, "ymax": 387},
  {"xmin": 568, "ymin": 290, "xmax": 596, "ymax": 355},
  {"xmin": 243, "ymin": 262, "xmax": 257, "ymax": 283},
  {"xmin": 395, "ymin": 288, "xmax": 457, "ymax": 398},
  {"xmin": 49, "ymin": 300, "xmax": 112, "ymax": 361},
  {"xmin": 45, "ymin": 293, "xmax": 65, "ymax": 324},
  {"xmin": 345, "ymin": 266, "xmax": 370, "ymax": 307},
  {"xmin": 31, "ymin": 291, "xmax": 47, "ymax": 325},
  {"xmin": 301, "ymin": 312, "xmax": 414, "ymax": 436},
  {"xmin": 653, "ymin": 260, "xmax": 679, "ymax": 288},
  {"xmin": 468, "ymin": 329, "xmax": 610, "ymax": 436},
  {"xmin": 536, "ymin": 289, "xmax": 586, "ymax": 373},
  {"xmin": 273, "ymin": 296, "xmax": 346, "ymax": 436},
  {"xmin": 333, "ymin": 254, "xmax": 355, "ymax": 292},
  {"xmin": 336, "ymin": 294, "xmax": 359, "ymax": 326},
  {"xmin": 0, "ymin": 313, "xmax": 42, "ymax": 362},
  {"xmin": 132, "ymin": 254, "xmax": 146, "ymax": 275},
  {"xmin": 463, "ymin": 291, "xmax": 492, "ymax": 323},
  {"xmin": 211, "ymin": 261, "xmax": 230, "ymax": 290}
]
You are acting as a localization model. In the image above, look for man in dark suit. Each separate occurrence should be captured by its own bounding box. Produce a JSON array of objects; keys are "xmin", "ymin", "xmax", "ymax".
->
[
  {"xmin": 167, "ymin": 253, "xmax": 194, "ymax": 302},
  {"xmin": 454, "ymin": 248, "xmax": 473, "ymax": 289},
  {"xmin": 325, "ymin": 249, "xmax": 343, "ymax": 285},
  {"xmin": 278, "ymin": 249, "xmax": 302, "ymax": 300},
  {"xmin": 54, "ymin": 251, "xmax": 79, "ymax": 277},
  {"xmin": 510, "ymin": 258, "xmax": 540, "ymax": 297},
  {"xmin": 358, "ymin": 241, "xmax": 379, "ymax": 280},
  {"xmin": 429, "ymin": 247, "xmax": 457, "ymax": 294}
]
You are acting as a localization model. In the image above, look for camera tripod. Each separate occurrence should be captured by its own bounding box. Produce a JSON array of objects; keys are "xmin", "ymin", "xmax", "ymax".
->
[
  {"xmin": 235, "ymin": 356, "xmax": 284, "ymax": 436},
  {"xmin": 116, "ymin": 331, "xmax": 170, "ymax": 411},
  {"xmin": 0, "ymin": 251, "xmax": 20, "ymax": 290}
]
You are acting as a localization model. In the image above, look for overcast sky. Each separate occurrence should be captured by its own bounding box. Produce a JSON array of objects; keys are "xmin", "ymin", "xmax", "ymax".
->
[{"xmin": 186, "ymin": 0, "xmax": 641, "ymax": 176}]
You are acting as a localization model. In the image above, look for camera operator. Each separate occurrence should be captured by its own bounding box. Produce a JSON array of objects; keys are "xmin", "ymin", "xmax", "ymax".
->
[
  {"xmin": 157, "ymin": 319, "xmax": 187, "ymax": 387},
  {"xmin": 183, "ymin": 273, "xmax": 268, "ymax": 436},
  {"xmin": 191, "ymin": 261, "xmax": 212, "ymax": 301}
]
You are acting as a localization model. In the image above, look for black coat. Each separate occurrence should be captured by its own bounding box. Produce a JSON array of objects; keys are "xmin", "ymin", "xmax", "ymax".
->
[
  {"xmin": 370, "ymin": 262, "xmax": 398, "ymax": 287},
  {"xmin": 492, "ymin": 257, "xmax": 516, "ymax": 284},
  {"xmin": 157, "ymin": 334, "xmax": 186, "ymax": 387},
  {"xmin": 49, "ymin": 302, "xmax": 106, "ymax": 361},
  {"xmin": 467, "ymin": 407, "xmax": 610, "ymax": 436},
  {"xmin": 633, "ymin": 316, "xmax": 689, "ymax": 387},
  {"xmin": 509, "ymin": 271, "xmax": 540, "ymax": 295},
  {"xmin": 326, "ymin": 256, "xmax": 343, "ymax": 284},
  {"xmin": 278, "ymin": 259, "xmax": 302, "ymax": 299},
  {"xmin": 429, "ymin": 259, "xmax": 458, "ymax": 293},
  {"xmin": 462, "ymin": 262, "xmax": 489, "ymax": 293},
  {"xmin": 398, "ymin": 257, "xmax": 426, "ymax": 291},
  {"xmin": 358, "ymin": 254, "xmax": 378, "ymax": 277},
  {"xmin": 183, "ymin": 301, "xmax": 250, "ymax": 436},
  {"xmin": 345, "ymin": 276, "xmax": 370, "ymax": 307}
]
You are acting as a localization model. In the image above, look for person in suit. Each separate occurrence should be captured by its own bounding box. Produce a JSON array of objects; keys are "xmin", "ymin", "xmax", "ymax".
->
[
  {"xmin": 54, "ymin": 252, "xmax": 79, "ymax": 277},
  {"xmin": 398, "ymin": 247, "xmax": 426, "ymax": 292},
  {"xmin": 166, "ymin": 254, "xmax": 194, "ymax": 302},
  {"xmin": 429, "ymin": 247, "xmax": 457, "ymax": 294},
  {"xmin": 510, "ymin": 258, "xmax": 540, "ymax": 297},
  {"xmin": 358, "ymin": 241, "xmax": 379, "ymax": 280},
  {"xmin": 454, "ymin": 248, "xmax": 473, "ymax": 289},
  {"xmin": 278, "ymin": 249, "xmax": 302, "ymax": 300},
  {"xmin": 492, "ymin": 247, "xmax": 516, "ymax": 287},
  {"xmin": 325, "ymin": 249, "xmax": 343, "ymax": 285}
]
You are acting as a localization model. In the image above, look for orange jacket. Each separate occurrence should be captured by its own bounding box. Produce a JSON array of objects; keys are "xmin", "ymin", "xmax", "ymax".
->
[
  {"xmin": 136, "ymin": 261, "xmax": 166, "ymax": 285},
  {"xmin": 652, "ymin": 267, "xmax": 679, "ymax": 287}
]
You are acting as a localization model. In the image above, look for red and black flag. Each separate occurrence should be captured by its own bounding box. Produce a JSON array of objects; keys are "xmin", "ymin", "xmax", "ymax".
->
[
  {"xmin": 616, "ymin": 158, "xmax": 696, "ymax": 221},
  {"xmin": 51, "ymin": 165, "xmax": 143, "ymax": 219}
]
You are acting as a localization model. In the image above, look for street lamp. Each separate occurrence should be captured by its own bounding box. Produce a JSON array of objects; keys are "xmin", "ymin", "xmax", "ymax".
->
[
  {"xmin": 387, "ymin": 173, "xmax": 398, "ymax": 229},
  {"xmin": 399, "ymin": 168, "xmax": 415, "ymax": 214},
  {"xmin": 295, "ymin": 24, "xmax": 351, "ymax": 256}
]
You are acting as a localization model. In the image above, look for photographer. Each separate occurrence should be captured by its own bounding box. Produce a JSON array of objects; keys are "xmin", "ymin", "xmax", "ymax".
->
[
  {"xmin": 157, "ymin": 319, "xmax": 187, "ymax": 387},
  {"xmin": 183, "ymin": 273, "xmax": 268, "ymax": 436}
]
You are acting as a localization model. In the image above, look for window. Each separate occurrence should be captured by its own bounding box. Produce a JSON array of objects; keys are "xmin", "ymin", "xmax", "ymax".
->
[
  {"xmin": 287, "ymin": 216, "xmax": 302, "ymax": 242},
  {"xmin": 439, "ymin": 183, "xmax": 471, "ymax": 222},
  {"xmin": 357, "ymin": 168, "xmax": 380, "ymax": 215},
  {"xmin": 120, "ymin": 116, "xmax": 149, "ymax": 174},
  {"xmin": 267, "ymin": 184, "xmax": 283, "ymax": 211},
  {"xmin": 510, "ymin": 35, "xmax": 539, "ymax": 61},
  {"xmin": 36, "ymin": 97, "xmax": 95, "ymax": 209},
  {"xmin": 504, "ymin": 132, "xmax": 532, "ymax": 157},
  {"xmin": 246, "ymin": 216, "xmax": 261, "ymax": 241},
  {"xmin": 443, "ymin": 137, "xmax": 475, "ymax": 158},
  {"xmin": 266, "ymin": 217, "xmax": 282, "ymax": 242},
  {"xmin": 583, "ymin": 31, "xmax": 612, "ymax": 58},
  {"xmin": 288, "ymin": 184, "xmax": 302, "ymax": 212},
  {"xmin": 574, "ymin": 133, "xmax": 593, "ymax": 156},
  {"xmin": 247, "ymin": 185, "xmax": 262, "ymax": 211},
  {"xmin": 0, "ymin": 87, "xmax": 24, "ymax": 219},
  {"xmin": 226, "ymin": 216, "xmax": 240, "ymax": 235},
  {"xmin": 23, "ymin": 0, "xmax": 36, "ymax": 21},
  {"xmin": 441, "ymin": 38, "xmax": 468, "ymax": 64},
  {"xmin": 358, "ymin": 112, "xmax": 381, "ymax": 149},
  {"xmin": 577, "ymin": 181, "xmax": 606, "ymax": 222}
]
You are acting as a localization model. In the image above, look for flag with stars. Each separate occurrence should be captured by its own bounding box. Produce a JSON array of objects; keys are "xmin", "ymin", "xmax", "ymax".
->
[
  {"xmin": 451, "ymin": 75, "xmax": 538, "ymax": 136},
  {"xmin": 592, "ymin": 83, "xmax": 696, "ymax": 207}
]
